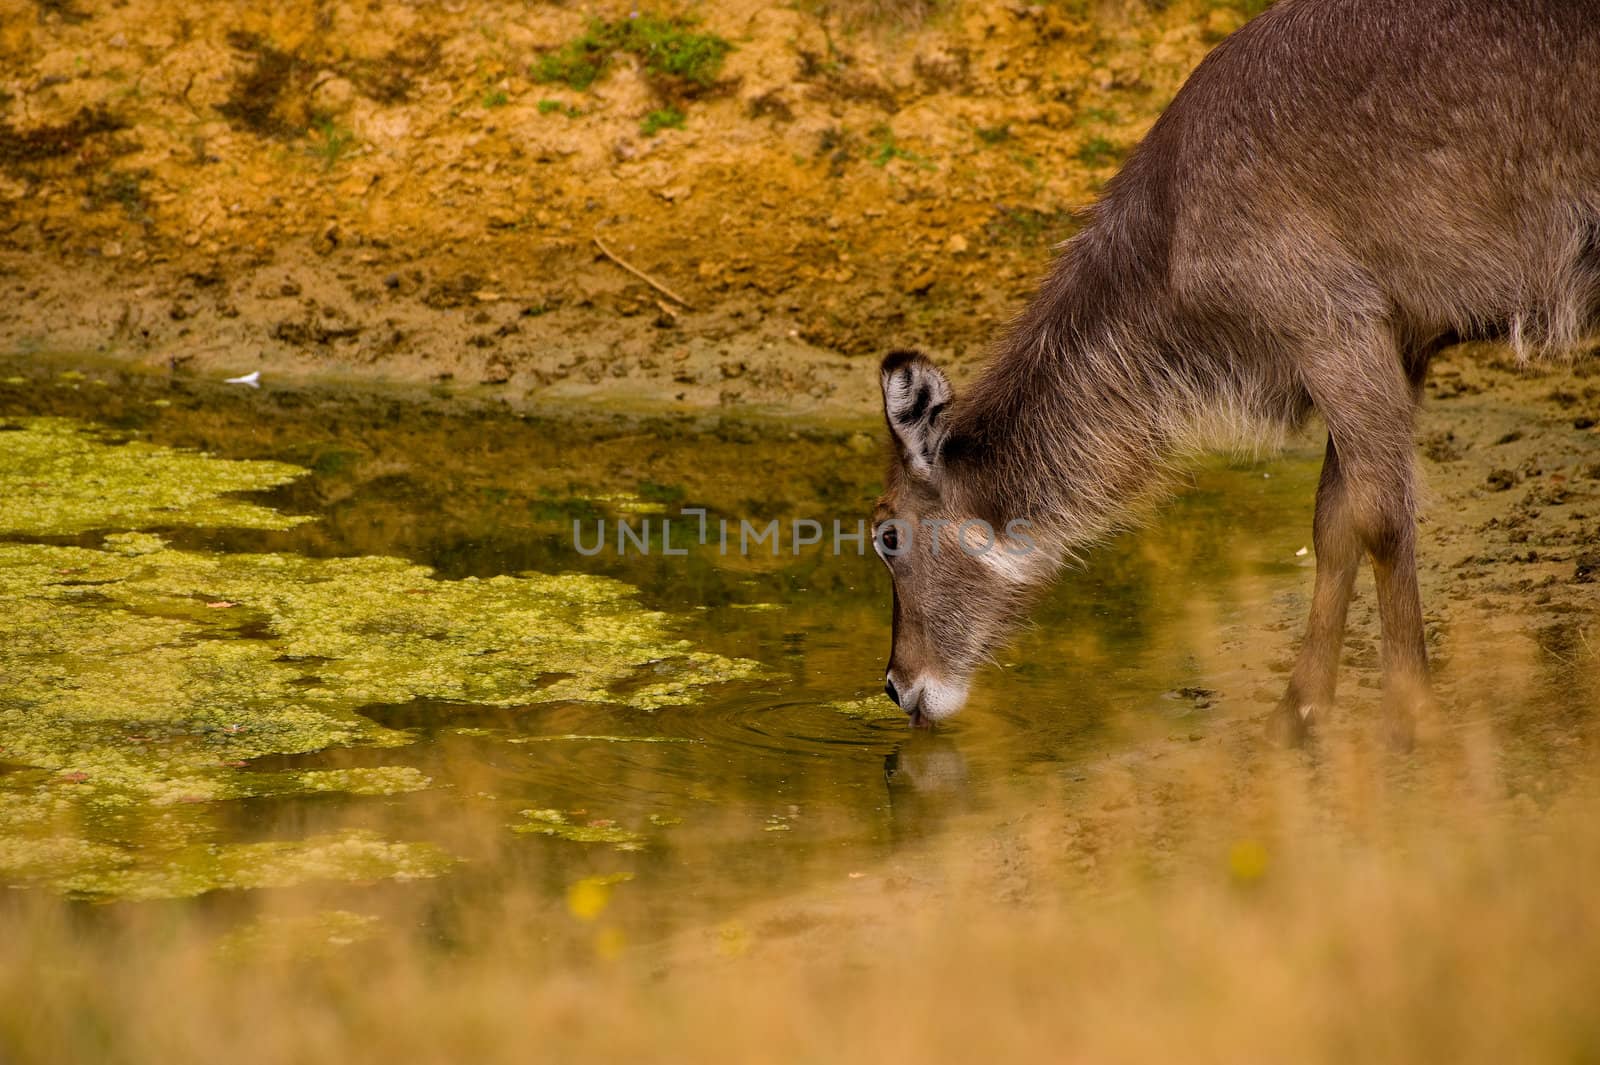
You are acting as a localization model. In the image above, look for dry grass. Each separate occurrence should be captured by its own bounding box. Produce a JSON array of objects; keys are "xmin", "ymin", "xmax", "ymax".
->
[{"xmin": 5, "ymin": 697, "xmax": 1599, "ymax": 1065}]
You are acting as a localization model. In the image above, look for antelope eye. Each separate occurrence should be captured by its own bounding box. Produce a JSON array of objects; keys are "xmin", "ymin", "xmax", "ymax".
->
[{"xmin": 878, "ymin": 525, "xmax": 899, "ymax": 553}]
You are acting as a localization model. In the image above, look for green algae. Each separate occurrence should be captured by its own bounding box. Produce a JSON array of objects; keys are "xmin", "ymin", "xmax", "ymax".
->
[
  {"xmin": 0, "ymin": 816, "xmax": 128, "ymax": 884},
  {"xmin": 0, "ymin": 537, "xmax": 757, "ymax": 891},
  {"xmin": 0, "ymin": 417, "xmax": 763, "ymax": 897},
  {"xmin": 0, "ymin": 785, "xmax": 451, "ymax": 900},
  {"xmin": 65, "ymin": 541, "xmax": 763, "ymax": 711},
  {"xmin": 513, "ymin": 808, "xmax": 646, "ymax": 850},
  {"xmin": 216, "ymin": 909, "xmax": 383, "ymax": 962},
  {"xmin": 243, "ymin": 767, "xmax": 435, "ymax": 798},
  {"xmin": 59, "ymin": 830, "xmax": 456, "ymax": 902},
  {"xmin": 0, "ymin": 417, "xmax": 312, "ymax": 535},
  {"xmin": 0, "ymin": 541, "xmax": 411, "ymax": 803},
  {"xmin": 831, "ymin": 697, "xmax": 903, "ymax": 722}
]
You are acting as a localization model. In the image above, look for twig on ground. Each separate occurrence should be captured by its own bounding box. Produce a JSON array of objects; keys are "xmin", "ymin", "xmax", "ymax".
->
[{"xmin": 592, "ymin": 233, "xmax": 696, "ymax": 309}]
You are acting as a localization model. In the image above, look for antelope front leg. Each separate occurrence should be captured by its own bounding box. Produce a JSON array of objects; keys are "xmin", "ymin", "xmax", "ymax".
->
[{"xmin": 1270, "ymin": 436, "xmax": 1361, "ymax": 745}]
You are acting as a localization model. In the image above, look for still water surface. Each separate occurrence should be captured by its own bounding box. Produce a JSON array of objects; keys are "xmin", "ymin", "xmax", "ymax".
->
[{"xmin": 0, "ymin": 361, "xmax": 1325, "ymax": 947}]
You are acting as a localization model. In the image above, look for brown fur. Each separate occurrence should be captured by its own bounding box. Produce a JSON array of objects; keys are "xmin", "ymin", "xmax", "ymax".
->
[{"xmin": 874, "ymin": 0, "xmax": 1600, "ymax": 739}]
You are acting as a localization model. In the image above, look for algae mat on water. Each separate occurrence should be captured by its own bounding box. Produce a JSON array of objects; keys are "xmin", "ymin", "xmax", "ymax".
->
[
  {"xmin": 0, "ymin": 416, "xmax": 310, "ymax": 535},
  {"xmin": 0, "ymin": 418, "xmax": 761, "ymax": 898}
]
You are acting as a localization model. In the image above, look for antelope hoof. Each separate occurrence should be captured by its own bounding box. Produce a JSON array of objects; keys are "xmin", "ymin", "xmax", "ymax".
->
[
  {"xmin": 1380, "ymin": 686, "xmax": 1434, "ymax": 753},
  {"xmin": 1266, "ymin": 693, "xmax": 1322, "ymax": 748}
]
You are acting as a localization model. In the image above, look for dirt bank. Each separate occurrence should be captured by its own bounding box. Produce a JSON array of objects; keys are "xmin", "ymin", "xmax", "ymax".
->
[{"xmin": 1, "ymin": 0, "xmax": 1255, "ymax": 413}]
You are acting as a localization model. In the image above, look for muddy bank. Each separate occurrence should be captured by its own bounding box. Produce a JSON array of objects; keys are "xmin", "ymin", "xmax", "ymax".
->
[{"xmin": 1, "ymin": 0, "xmax": 1256, "ymax": 413}]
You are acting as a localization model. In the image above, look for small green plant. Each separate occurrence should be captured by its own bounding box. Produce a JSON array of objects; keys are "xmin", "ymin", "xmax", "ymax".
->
[
  {"xmin": 640, "ymin": 107, "xmax": 685, "ymax": 136},
  {"xmin": 617, "ymin": 15, "xmax": 731, "ymax": 85},
  {"xmin": 1076, "ymin": 135, "xmax": 1120, "ymax": 167},
  {"xmin": 975, "ymin": 125, "xmax": 1012, "ymax": 145},
  {"xmin": 532, "ymin": 15, "xmax": 732, "ymax": 92},
  {"xmin": 307, "ymin": 116, "xmax": 356, "ymax": 170},
  {"xmin": 536, "ymin": 99, "xmax": 582, "ymax": 118},
  {"xmin": 868, "ymin": 126, "xmax": 934, "ymax": 170},
  {"xmin": 534, "ymin": 35, "xmax": 607, "ymax": 91},
  {"xmin": 481, "ymin": 89, "xmax": 509, "ymax": 108}
]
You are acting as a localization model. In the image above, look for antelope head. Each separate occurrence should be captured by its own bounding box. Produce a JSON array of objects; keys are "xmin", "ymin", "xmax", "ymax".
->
[{"xmin": 873, "ymin": 351, "xmax": 1043, "ymax": 726}]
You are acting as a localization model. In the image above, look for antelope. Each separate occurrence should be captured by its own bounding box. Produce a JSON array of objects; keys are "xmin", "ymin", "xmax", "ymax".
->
[{"xmin": 872, "ymin": 0, "xmax": 1600, "ymax": 743}]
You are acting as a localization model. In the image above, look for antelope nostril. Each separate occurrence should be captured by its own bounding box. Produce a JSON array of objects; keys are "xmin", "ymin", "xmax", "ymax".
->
[{"xmin": 884, "ymin": 677, "xmax": 900, "ymax": 706}]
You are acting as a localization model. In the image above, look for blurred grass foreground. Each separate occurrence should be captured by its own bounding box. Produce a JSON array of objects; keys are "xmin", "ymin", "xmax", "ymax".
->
[{"xmin": 5, "ymin": 706, "xmax": 1600, "ymax": 1065}]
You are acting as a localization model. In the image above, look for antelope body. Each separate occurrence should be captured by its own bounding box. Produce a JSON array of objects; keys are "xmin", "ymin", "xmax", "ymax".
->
[{"xmin": 872, "ymin": 0, "xmax": 1600, "ymax": 741}]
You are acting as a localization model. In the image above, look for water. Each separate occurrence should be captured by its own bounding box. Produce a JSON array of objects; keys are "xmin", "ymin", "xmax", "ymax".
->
[{"xmin": 0, "ymin": 358, "xmax": 1327, "ymax": 947}]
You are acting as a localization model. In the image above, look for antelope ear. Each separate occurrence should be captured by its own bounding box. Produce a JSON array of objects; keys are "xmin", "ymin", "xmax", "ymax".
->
[{"xmin": 880, "ymin": 350, "xmax": 953, "ymax": 481}]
